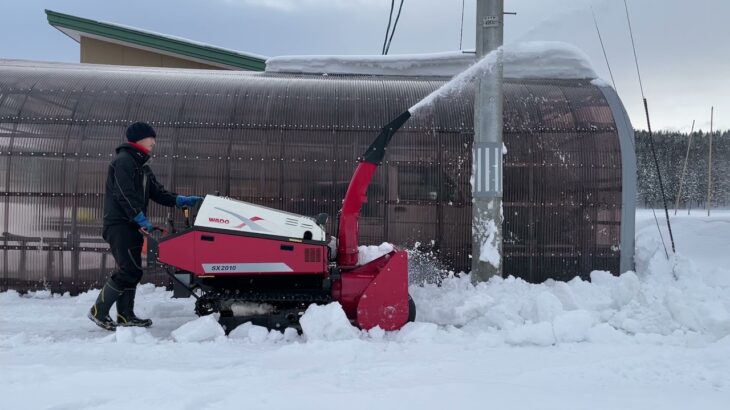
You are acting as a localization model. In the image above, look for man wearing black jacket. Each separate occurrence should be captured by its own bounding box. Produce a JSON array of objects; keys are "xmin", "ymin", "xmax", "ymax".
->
[{"xmin": 88, "ymin": 122, "xmax": 202, "ymax": 330}]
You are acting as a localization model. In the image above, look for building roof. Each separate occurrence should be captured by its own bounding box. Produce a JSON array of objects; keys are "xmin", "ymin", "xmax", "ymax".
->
[{"xmin": 45, "ymin": 9, "xmax": 267, "ymax": 71}]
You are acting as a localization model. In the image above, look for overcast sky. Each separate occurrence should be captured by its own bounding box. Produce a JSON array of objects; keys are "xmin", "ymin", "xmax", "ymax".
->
[{"xmin": 1, "ymin": 0, "xmax": 727, "ymax": 131}]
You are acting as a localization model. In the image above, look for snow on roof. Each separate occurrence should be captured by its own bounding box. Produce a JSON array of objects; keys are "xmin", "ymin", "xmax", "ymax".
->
[
  {"xmin": 266, "ymin": 41, "xmax": 597, "ymax": 80},
  {"xmin": 0, "ymin": 58, "xmax": 260, "ymax": 78},
  {"xmin": 267, "ymin": 51, "xmax": 475, "ymax": 77}
]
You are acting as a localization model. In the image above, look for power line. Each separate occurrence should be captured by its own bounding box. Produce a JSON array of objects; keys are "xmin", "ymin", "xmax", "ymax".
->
[
  {"xmin": 591, "ymin": 7, "xmax": 618, "ymax": 92},
  {"xmin": 384, "ymin": 0, "xmax": 405, "ymax": 55},
  {"xmin": 623, "ymin": 0, "xmax": 676, "ymax": 256},
  {"xmin": 382, "ymin": 0, "xmax": 395, "ymax": 54},
  {"xmin": 623, "ymin": 0, "xmax": 645, "ymax": 98}
]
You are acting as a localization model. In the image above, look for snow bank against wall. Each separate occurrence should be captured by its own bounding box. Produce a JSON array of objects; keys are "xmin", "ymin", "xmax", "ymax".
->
[
  {"xmin": 266, "ymin": 41, "xmax": 597, "ymax": 79},
  {"xmin": 412, "ymin": 210, "xmax": 730, "ymax": 345}
]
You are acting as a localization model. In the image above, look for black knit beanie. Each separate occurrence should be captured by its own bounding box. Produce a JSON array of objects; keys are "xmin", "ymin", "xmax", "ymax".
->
[{"xmin": 126, "ymin": 122, "xmax": 156, "ymax": 142}]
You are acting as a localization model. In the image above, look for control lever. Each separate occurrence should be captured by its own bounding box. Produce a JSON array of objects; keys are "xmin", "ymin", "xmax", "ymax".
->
[
  {"xmin": 141, "ymin": 226, "xmax": 167, "ymax": 268},
  {"xmin": 167, "ymin": 212, "xmax": 176, "ymax": 234},
  {"xmin": 183, "ymin": 207, "xmax": 191, "ymax": 228}
]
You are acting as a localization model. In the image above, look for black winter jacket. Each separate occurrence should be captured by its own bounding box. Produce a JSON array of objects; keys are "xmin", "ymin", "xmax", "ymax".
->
[{"xmin": 103, "ymin": 143, "xmax": 178, "ymax": 227}]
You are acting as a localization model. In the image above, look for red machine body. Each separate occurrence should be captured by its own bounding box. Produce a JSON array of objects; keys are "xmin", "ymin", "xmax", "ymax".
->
[
  {"xmin": 154, "ymin": 111, "xmax": 414, "ymax": 332},
  {"xmin": 158, "ymin": 229, "xmax": 328, "ymax": 276},
  {"xmin": 332, "ymin": 251, "xmax": 410, "ymax": 330}
]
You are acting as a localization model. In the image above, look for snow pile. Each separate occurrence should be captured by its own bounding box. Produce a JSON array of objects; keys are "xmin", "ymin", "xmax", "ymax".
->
[
  {"xmin": 0, "ymin": 289, "xmax": 19, "ymax": 301},
  {"xmin": 27, "ymin": 290, "xmax": 53, "ymax": 299},
  {"xmin": 299, "ymin": 302, "xmax": 359, "ymax": 341},
  {"xmin": 116, "ymin": 327, "xmax": 157, "ymax": 344},
  {"xmin": 170, "ymin": 315, "xmax": 225, "ymax": 343},
  {"xmin": 412, "ymin": 266, "xmax": 730, "ymax": 345},
  {"xmin": 410, "ymin": 212, "xmax": 730, "ymax": 345},
  {"xmin": 357, "ymin": 242, "xmax": 394, "ymax": 265},
  {"xmin": 266, "ymin": 41, "xmax": 596, "ymax": 80},
  {"xmin": 228, "ymin": 322, "xmax": 292, "ymax": 343},
  {"xmin": 505, "ymin": 322, "xmax": 555, "ymax": 346},
  {"xmin": 394, "ymin": 322, "xmax": 440, "ymax": 343},
  {"xmin": 553, "ymin": 310, "xmax": 594, "ymax": 343}
]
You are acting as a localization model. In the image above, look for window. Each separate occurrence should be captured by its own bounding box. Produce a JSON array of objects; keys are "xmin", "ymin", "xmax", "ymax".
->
[{"xmin": 397, "ymin": 166, "xmax": 461, "ymax": 203}]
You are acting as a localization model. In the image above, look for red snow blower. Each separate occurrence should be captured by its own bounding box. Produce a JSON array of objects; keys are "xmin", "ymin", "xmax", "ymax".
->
[{"xmin": 148, "ymin": 111, "xmax": 415, "ymax": 333}]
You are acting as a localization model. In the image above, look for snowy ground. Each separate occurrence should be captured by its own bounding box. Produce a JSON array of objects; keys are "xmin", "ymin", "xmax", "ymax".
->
[{"xmin": 1, "ymin": 210, "xmax": 729, "ymax": 409}]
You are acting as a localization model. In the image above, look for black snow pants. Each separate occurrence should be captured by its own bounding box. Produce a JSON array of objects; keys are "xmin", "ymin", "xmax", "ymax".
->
[{"xmin": 103, "ymin": 224, "xmax": 145, "ymax": 288}]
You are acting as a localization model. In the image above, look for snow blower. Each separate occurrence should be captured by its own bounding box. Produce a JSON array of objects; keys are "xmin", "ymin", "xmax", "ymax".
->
[{"xmin": 148, "ymin": 111, "xmax": 415, "ymax": 333}]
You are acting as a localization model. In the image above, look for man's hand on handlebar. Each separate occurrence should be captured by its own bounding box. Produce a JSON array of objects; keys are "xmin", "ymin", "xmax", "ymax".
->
[
  {"xmin": 138, "ymin": 226, "xmax": 168, "ymax": 236},
  {"xmin": 134, "ymin": 212, "xmax": 154, "ymax": 233},
  {"xmin": 176, "ymin": 195, "xmax": 204, "ymax": 209}
]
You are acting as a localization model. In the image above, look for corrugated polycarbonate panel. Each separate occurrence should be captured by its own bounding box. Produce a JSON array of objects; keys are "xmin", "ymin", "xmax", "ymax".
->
[
  {"xmin": 0, "ymin": 61, "xmax": 624, "ymax": 293},
  {"xmin": 229, "ymin": 128, "xmax": 282, "ymax": 200},
  {"xmin": 560, "ymin": 84, "xmax": 617, "ymax": 131},
  {"xmin": 0, "ymin": 92, "xmax": 29, "ymax": 121},
  {"xmin": 503, "ymin": 83, "xmax": 534, "ymax": 131}
]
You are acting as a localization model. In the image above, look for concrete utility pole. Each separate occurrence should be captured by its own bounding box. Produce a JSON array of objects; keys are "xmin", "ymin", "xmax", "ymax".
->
[{"xmin": 471, "ymin": 0, "xmax": 504, "ymax": 283}]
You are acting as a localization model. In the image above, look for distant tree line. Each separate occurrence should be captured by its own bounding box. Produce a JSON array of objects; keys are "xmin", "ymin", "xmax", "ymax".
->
[{"xmin": 635, "ymin": 130, "xmax": 730, "ymax": 210}]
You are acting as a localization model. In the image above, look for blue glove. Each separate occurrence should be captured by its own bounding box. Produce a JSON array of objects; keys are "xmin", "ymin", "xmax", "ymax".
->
[
  {"xmin": 133, "ymin": 212, "xmax": 154, "ymax": 232},
  {"xmin": 176, "ymin": 195, "xmax": 203, "ymax": 208}
]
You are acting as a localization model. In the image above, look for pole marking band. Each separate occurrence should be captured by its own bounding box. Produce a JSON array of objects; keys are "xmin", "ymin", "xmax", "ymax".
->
[{"xmin": 473, "ymin": 142, "xmax": 503, "ymax": 197}]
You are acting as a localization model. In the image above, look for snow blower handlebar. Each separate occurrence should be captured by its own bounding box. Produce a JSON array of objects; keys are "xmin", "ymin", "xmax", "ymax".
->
[{"xmin": 336, "ymin": 110, "xmax": 411, "ymax": 268}]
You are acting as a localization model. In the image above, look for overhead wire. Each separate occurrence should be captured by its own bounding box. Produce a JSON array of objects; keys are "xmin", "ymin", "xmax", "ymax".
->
[
  {"xmin": 623, "ymin": 0, "xmax": 676, "ymax": 256},
  {"xmin": 382, "ymin": 0, "xmax": 395, "ymax": 54},
  {"xmin": 384, "ymin": 0, "xmax": 405, "ymax": 55},
  {"xmin": 591, "ymin": 6, "xmax": 618, "ymax": 92},
  {"xmin": 623, "ymin": 0, "xmax": 645, "ymax": 98}
]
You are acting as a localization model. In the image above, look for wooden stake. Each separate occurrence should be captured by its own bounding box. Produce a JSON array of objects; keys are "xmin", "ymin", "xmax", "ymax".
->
[
  {"xmin": 707, "ymin": 107, "xmax": 714, "ymax": 216},
  {"xmin": 675, "ymin": 120, "xmax": 695, "ymax": 215}
]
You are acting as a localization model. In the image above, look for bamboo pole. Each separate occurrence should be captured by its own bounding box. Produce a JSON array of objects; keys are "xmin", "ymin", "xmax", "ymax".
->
[
  {"xmin": 675, "ymin": 120, "xmax": 695, "ymax": 215},
  {"xmin": 707, "ymin": 107, "xmax": 714, "ymax": 216}
]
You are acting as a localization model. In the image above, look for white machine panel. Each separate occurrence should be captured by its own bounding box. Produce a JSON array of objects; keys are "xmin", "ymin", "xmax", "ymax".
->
[{"xmin": 194, "ymin": 195, "xmax": 326, "ymax": 241}]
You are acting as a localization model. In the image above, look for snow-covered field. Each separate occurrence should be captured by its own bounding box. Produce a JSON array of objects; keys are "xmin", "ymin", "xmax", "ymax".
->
[{"xmin": 1, "ymin": 210, "xmax": 729, "ymax": 409}]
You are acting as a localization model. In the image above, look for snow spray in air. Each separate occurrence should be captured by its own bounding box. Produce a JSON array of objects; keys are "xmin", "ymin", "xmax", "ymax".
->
[{"xmin": 408, "ymin": 48, "xmax": 503, "ymax": 115}]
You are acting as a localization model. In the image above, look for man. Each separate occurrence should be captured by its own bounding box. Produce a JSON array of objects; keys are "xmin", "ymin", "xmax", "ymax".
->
[{"xmin": 88, "ymin": 122, "xmax": 202, "ymax": 331}]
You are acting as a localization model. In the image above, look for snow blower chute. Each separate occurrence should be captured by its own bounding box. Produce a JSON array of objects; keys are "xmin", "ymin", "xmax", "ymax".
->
[{"xmin": 149, "ymin": 111, "xmax": 414, "ymax": 332}]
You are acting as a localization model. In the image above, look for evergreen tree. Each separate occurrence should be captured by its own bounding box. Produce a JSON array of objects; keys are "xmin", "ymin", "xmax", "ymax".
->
[{"xmin": 635, "ymin": 129, "xmax": 729, "ymax": 209}]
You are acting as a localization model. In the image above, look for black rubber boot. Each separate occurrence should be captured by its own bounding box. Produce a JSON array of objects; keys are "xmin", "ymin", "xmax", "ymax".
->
[
  {"xmin": 88, "ymin": 280, "xmax": 123, "ymax": 331},
  {"xmin": 116, "ymin": 287, "xmax": 153, "ymax": 328}
]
